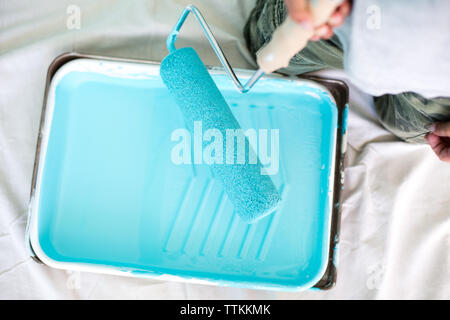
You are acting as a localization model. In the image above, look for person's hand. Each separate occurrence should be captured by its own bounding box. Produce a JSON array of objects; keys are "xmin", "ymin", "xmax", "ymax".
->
[
  {"xmin": 425, "ymin": 122, "xmax": 450, "ymax": 162},
  {"xmin": 284, "ymin": 0, "xmax": 351, "ymax": 41}
]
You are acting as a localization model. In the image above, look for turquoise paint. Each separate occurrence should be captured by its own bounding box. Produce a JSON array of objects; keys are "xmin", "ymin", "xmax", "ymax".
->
[
  {"xmin": 37, "ymin": 60, "xmax": 337, "ymax": 290},
  {"xmin": 342, "ymin": 104, "xmax": 349, "ymax": 134}
]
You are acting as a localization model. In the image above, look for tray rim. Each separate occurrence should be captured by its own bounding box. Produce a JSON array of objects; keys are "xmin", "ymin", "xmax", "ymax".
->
[{"xmin": 26, "ymin": 52, "xmax": 348, "ymax": 291}]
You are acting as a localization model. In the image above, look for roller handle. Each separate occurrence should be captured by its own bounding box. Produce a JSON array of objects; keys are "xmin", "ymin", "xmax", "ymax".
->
[{"xmin": 256, "ymin": 0, "xmax": 343, "ymax": 74}]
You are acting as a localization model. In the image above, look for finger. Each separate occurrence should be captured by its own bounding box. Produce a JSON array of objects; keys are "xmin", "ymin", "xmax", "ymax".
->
[
  {"xmin": 310, "ymin": 34, "xmax": 321, "ymax": 41},
  {"xmin": 338, "ymin": 1, "xmax": 352, "ymax": 18},
  {"xmin": 315, "ymin": 24, "xmax": 334, "ymax": 39},
  {"xmin": 315, "ymin": 24, "xmax": 329, "ymax": 37},
  {"xmin": 430, "ymin": 122, "xmax": 450, "ymax": 137},
  {"xmin": 321, "ymin": 26, "xmax": 335, "ymax": 39},
  {"xmin": 328, "ymin": 1, "xmax": 351, "ymax": 27},
  {"xmin": 425, "ymin": 133, "xmax": 450, "ymax": 162},
  {"xmin": 284, "ymin": 0, "xmax": 313, "ymax": 24},
  {"xmin": 425, "ymin": 132, "xmax": 443, "ymax": 150},
  {"xmin": 328, "ymin": 11, "xmax": 345, "ymax": 27}
]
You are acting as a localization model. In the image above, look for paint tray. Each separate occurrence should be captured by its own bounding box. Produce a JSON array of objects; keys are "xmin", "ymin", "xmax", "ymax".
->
[{"xmin": 27, "ymin": 53, "xmax": 348, "ymax": 291}]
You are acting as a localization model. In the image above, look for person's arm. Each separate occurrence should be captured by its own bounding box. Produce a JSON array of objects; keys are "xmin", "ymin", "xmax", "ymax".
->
[
  {"xmin": 425, "ymin": 122, "xmax": 450, "ymax": 162},
  {"xmin": 284, "ymin": 0, "xmax": 351, "ymax": 41}
]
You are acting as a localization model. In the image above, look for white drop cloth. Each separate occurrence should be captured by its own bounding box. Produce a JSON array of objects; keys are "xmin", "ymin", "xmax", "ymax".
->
[
  {"xmin": 0, "ymin": 0, "xmax": 448, "ymax": 299},
  {"xmin": 335, "ymin": 0, "xmax": 450, "ymax": 99}
]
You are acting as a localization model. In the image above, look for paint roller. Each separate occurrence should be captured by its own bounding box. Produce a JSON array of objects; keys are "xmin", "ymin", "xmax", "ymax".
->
[
  {"xmin": 161, "ymin": 47, "xmax": 281, "ymax": 223},
  {"xmin": 160, "ymin": 1, "xmax": 342, "ymax": 223}
]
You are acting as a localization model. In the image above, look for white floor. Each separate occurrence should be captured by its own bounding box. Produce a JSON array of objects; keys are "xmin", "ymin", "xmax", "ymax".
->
[{"xmin": 0, "ymin": 0, "xmax": 448, "ymax": 299}]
